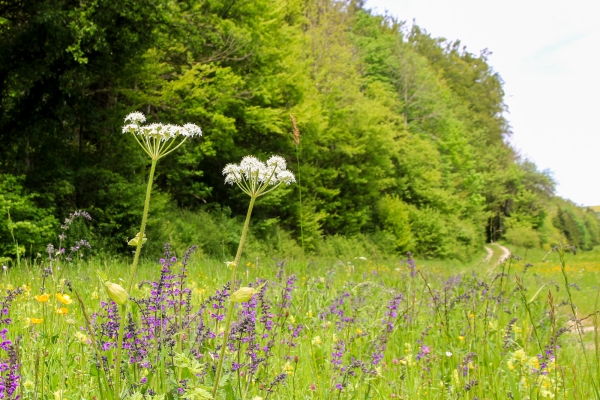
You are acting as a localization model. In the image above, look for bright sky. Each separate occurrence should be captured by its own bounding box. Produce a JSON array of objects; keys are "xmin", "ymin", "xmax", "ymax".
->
[{"xmin": 366, "ymin": 0, "xmax": 600, "ymax": 206}]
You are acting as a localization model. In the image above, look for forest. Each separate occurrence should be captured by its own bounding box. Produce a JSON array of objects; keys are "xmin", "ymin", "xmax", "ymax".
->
[{"xmin": 1, "ymin": 0, "xmax": 598, "ymax": 261}]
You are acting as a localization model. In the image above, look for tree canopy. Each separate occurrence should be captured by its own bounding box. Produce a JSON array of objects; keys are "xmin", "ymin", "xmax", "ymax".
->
[{"xmin": 1, "ymin": 0, "xmax": 597, "ymax": 259}]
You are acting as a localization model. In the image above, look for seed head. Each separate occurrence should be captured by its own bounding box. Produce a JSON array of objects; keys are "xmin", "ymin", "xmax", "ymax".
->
[{"xmin": 290, "ymin": 114, "xmax": 300, "ymax": 146}]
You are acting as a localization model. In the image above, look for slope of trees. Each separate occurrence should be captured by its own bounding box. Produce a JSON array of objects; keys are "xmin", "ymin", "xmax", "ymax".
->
[{"xmin": 1, "ymin": 0, "xmax": 598, "ymax": 259}]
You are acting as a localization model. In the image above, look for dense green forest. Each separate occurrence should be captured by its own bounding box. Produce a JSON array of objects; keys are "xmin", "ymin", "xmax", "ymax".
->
[{"xmin": 1, "ymin": 0, "xmax": 598, "ymax": 260}]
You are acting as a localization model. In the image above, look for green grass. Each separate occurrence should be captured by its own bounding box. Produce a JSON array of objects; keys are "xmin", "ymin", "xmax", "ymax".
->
[{"xmin": 0, "ymin": 244, "xmax": 598, "ymax": 399}]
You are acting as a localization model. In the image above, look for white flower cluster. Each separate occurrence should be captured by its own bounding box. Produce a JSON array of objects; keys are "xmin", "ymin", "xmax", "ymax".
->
[
  {"xmin": 122, "ymin": 112, "xmax": 202, "ymax": 160},
  {"xmin": 223, "ymin": 155, "xmax": 295, "ymax": 197},
  {"xmin": 122, "ymin": 112, "xmax": 202, "ymax": 140}
]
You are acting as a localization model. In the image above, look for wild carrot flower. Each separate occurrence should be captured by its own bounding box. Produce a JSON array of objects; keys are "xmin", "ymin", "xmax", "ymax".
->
[
  {"xmin": 223, "ymin": 155, "xmax": 295, "ymax": 197},
  {"xmin": 122, "ymin": 112, "xmax": 202, "ymax": 161},
  {"xmin": 118, "ymin": 113, "xmax": 202, "ymax": 398},
  {"xmin": 212, "ymin": 155, "xmax": 294, "ymax": 398}
]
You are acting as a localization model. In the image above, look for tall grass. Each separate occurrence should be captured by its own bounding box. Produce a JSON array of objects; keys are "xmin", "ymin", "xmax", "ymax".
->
[{"xmin": 0, "ymin": 244, "xmax": 597, "ymax": 398}]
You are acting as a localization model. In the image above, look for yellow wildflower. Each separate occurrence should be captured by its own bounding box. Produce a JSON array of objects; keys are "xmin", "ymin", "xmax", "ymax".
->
[
  {"xmin": 452, "ymin": 370, "xmax": 460, "ymax": 386},
  {"xmin": 56, "ymin": 293, "xmax": 73, "ymax": 305},
  {"xmin": 30, "ymin": 318, "xmax": 43, "ymax": 325},
  {"xmin": 356, "ymin": 328, "xmax": 363, "ymax": 335},
  {"xmin": 35, "ymin": 294, "xmax": 50, "ymax": 303},
  {"xmin": 75, "ymin": 331, "xmax": 88, "ymax": 344},
  {"xmin": 283, "ymin": 361, "xmax": 294, "ymax": 375},
  {"xmin": 56, "ymin": 307, "xmax": 68, "ymax": 315},
  {"xmin": 458, "ymin": 336, "xmax": 465, "ymax": 341},
  {"xmin": 513, "ymin": 349, "xmax": 528, "ymax": 363},
  {"xmin": 527, "ymin": 356, "xmax": 540, "ymax": 370},
  {"xmin": 311, "ymin": 336, "xmax": 322, "ymax": 346}
]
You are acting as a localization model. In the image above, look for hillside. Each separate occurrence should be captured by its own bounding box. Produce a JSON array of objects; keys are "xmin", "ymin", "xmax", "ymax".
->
[{"xmin": 1, "ymin": 0, "xmax": 598, "ymax": 260}]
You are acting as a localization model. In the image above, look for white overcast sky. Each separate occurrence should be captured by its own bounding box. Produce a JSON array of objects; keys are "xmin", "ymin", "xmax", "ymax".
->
[{"xmin": 366, "ymin": 0, "xmax": 600, "ymax": 206}]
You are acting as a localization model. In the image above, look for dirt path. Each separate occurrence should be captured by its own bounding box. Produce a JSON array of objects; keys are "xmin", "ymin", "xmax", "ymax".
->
[
  {"xmin": 495, "ymin": 243, "xmax": 510, "ymax": 264},
  {"xmin": 484, "ymin": 246, "xmax": 494, "ymax": 263},
  {"xmin": 483, "ymin": 243, "xmax": 511, "ymax": 269}
]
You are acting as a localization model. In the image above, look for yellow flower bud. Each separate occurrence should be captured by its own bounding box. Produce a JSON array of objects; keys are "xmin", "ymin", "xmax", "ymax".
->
[
  {"xmin": 230, "ymin": 287, "xmax": 257, "ymax": 303},
  {"xmin": 127, "ymin": 232, "xmax": 147, "ymax": 247},
  {"xmin": 230, "ymin": 282, "xmax": 266, "ymax": 303},
  {"xmin": 104, "ymin": 281, "xmax": 129, "ymax": 305}
]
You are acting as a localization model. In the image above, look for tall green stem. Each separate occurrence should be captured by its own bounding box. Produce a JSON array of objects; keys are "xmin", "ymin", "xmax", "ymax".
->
[
  {"xmin": 557, "ymin": 245, "xmax": 599, "ymax": 394},
  {"xmin": 114, "ymin": 304, "xmax": 127, "ymax": 397},
  {"xmin": 114, "ymin": 158, "xmax": 156, "ymax": 398},
  {"xmin": 295, "ymin": 146, "xmax": 304, "ymax": 251},
  {"xmin": 127, "ymin": 159, "xmax": 157, "ymax": 292},
  {"xmin": 212, "ymin": 196, "xmax": 256, "ymax": 398}
]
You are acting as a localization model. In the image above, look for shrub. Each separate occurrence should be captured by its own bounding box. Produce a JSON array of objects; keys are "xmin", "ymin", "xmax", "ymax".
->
[{"xmin": 0, "ymin": 174, "xmax": 58, "ymax": 259}]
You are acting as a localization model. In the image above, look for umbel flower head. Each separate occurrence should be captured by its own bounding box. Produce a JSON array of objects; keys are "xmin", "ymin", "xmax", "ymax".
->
[
  {"xmin": 223, "ymin": 155, "xmax": 295, "ymax": 197},
  {"xmin": 122, "ymin": 112, "xmax": 202, "ymax": 160}
]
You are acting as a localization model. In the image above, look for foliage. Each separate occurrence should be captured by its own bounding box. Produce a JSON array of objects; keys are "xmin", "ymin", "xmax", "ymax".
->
[
  {"xmin": 377, "ymin": 195, "xmax": 412, "ymax": 252},
  {"xmin": 0, "ymin": 0, "xmax": 596, "ymax": 260},
  {"xmin": 504, "ymin": 225, "xmax": 541, "ymax": 250},
  {"xmin": 552, "ymin": 200, "xmax": 600, "ymax": 251},
  {"xmin": 0, "ymin": 175, "xmax": 58, "ymax": 258}
]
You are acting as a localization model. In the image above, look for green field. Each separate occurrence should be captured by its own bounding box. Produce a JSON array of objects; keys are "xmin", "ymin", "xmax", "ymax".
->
[{"xmin": 1, "ymin": 242, "xmax": 598, "ymax": 399}]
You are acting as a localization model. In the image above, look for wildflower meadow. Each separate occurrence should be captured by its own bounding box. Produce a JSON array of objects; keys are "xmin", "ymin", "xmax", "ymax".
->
[{"xmin": 0, "ymin": 113, "xmax": 599, "ymax": 400}]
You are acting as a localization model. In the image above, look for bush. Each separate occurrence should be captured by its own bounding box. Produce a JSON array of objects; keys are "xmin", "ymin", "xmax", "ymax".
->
[
  {"xmin": 0, "ymin": 174, "xmax": 58, "ymax": 260},
  {"xmin": 377, "ymin": 195, "xmax": 412, "ymax": 253},
  {"xmin": 504, "ymin": 225, "xmax": 540, "ymax": 250}
]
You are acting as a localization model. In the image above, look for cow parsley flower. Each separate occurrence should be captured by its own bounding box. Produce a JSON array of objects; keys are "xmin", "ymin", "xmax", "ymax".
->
[
  {"xmin": 122, "ymin": 112, "xmax": 202, "ymax": 160},
  {"xmin": 223, "ymin": 155, "xmax": 295, "ymax": 197}
]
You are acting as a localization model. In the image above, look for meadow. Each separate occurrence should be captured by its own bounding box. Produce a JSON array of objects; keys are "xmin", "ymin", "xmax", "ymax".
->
[
  {"xmin": 1, "ymin": 112, "xmax": 599, "ymax": 400},
  {"xmin": 0, "ymin": 236, "xmax": 599, "ymax": 399}
]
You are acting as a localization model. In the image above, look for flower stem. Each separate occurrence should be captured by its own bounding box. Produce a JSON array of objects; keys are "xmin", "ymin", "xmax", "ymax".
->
[
  {"xmin": 127, "ymin": 158, "xmax": 157, "ymax": 292},
  {"xmin": 115, "ymin": 158, "xmax": 156, "ymax": 398},
  {"xmin": 212, "ymin": 196, "xmax": 256, "ymax": 398},
  {"xmin": 115, "ymin": 304, "xmax": 127, "ymax": 398},
  {"xmin": 295, "ymin": 145, "xmax": 304, "ymax": 252}
]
